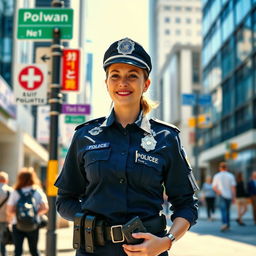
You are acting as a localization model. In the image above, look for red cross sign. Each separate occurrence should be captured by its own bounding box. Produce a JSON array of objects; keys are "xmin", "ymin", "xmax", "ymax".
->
[{"xmin": 18, "ymin": 66, "xmax": 44, "ymax": 90}]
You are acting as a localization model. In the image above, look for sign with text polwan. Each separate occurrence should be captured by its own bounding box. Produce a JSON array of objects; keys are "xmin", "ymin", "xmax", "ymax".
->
[{"xmin": 17, "ymin": 8, "xmax": 73, "ymax": 40}]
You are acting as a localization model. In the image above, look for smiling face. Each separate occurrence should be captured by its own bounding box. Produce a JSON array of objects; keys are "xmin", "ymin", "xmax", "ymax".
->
[{"xmin": 105, "ymin": 63, "xmax": 150, "ymax": 110}]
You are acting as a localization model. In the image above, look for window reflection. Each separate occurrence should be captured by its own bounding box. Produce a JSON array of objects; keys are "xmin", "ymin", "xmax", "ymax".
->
[{"xmin": 221, "ymin": 37, "xmax": 234, "ymax": 79}]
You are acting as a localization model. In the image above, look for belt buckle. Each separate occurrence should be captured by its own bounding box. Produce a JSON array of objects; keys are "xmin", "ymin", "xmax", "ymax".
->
[{"xmin": 110, "ymin": 225, "xmax": 125, "ymax": 243}]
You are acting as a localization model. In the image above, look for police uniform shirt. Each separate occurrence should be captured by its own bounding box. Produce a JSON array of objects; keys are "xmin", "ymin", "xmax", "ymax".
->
[{"xmin": 55, "ymin": 109, "xmax": 198, "ymax": 226}]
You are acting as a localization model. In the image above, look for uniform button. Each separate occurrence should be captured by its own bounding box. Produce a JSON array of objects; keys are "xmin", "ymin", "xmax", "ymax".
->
[
  {"xmin": 119, "ymin": 178, "xmax": 126, "ymax": 184},
  {"xmin": 121, "ymin": 151, "xmax": 126, "ymax": 156}
]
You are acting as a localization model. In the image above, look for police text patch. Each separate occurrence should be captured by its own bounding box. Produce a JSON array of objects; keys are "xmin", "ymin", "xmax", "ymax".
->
[
  {"xmin": 85, "ymin": 142, "xmax": 110, "ymax": 151},
  {"xmin": 135, "ymin": 150, "xmax": 159, "ymax": 165}
]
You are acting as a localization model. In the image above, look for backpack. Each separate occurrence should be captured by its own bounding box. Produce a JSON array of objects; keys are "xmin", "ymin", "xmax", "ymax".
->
[{"xmin": 16, "ymin": 189, "xmax": 38, "ymax": 232}]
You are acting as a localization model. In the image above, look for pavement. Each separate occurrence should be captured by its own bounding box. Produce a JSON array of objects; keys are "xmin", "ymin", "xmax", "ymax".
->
[{"xmin": 5, "ymin": 205, "xmax": 256, "ymax": 256}]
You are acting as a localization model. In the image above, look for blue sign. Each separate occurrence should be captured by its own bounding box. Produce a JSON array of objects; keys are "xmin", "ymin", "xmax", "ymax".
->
[
  {"xmin": 182, "ymin": 94, "xmax": 196, "ymax": 106},
  {"xmin": 198, "ymin": 94, "xmax": 211, "ymax": 106}
]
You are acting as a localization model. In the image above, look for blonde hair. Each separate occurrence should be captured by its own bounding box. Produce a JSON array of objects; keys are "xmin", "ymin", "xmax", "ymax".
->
[{"xmin": 140, "ymin": 95, "xmax": 159, "ymax": 115}]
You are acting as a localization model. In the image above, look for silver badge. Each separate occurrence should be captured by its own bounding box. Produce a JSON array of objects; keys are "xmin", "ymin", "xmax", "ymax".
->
[
  {"xmin": 117, "ymin": 38, "xmax": 135, "ymax": 55},
  {"xmin": 88, "ymin": 126, "xmax": 103, "ymax": 136},
  {"xmin": 141, "ymin": 135, "xmax": 157, "ymax": 152}
]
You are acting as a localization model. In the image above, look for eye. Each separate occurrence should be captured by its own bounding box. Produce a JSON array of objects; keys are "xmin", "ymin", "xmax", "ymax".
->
[
  {"xmin": 128, "ymin": 74, "xmax": 138, "ymax": 80},
  {"xmin": 110, "ymin": 74, "xmax": 119, "ymax": 80}
]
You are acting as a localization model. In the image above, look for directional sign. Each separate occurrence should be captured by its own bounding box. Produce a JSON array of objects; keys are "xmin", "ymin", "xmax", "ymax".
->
[
  {"xmin": 182, "ymin": 94, "xmax": 196, "ymax": 106},
  {"xmin": 198, "ymin": 94, "xmax": 212, "ymax": 106},
  {"xmin": 14, "ymin": 64, "xmax": 47, "ymax": 105},
  {"xmin": 17, "ymin": 8, "xmax": 73, "ymax": 40},
  {"xmin": 36, "ymin": 47, "xmax": 52, "ymax": 86},
  {"xmin": 65, "ymin": 115, "xmax": 85, "ymax": 124},
  {"xmin": 61, "ymin": 104, "xmax": 91, "ymax": 115}
]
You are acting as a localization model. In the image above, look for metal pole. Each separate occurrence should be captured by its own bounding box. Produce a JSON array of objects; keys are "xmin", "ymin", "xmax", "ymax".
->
[
  {"xmin": 46, "ymin": 1, "xmax": 63, "ymax": 255},
  {"xmin": 194, "ymin": 91, "xmax": 200, "ymax": 179}
]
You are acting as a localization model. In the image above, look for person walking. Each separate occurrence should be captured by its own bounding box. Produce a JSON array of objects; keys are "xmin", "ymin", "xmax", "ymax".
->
[
  {"xmin": 55, "ymin": 37, "xmax": 199, "ymax": 256},
  {"xmin": 235, "ymin": 172, "xmax": 248, "ymax": 226},
  {"xmin": 247, "ymin": 171, "xmax": 256, "ymax": 225},
  {"xmin": 6, "ymin": 167, "xmax": 49, "ymax": 256},
  {"xmin": 212, "ymin": 162, "xmax": 236, "ymax": 231},
  {"xmin": 0, "ymin": 172, "xmax": 13, "ymax": 256},
  {"xmin": 201, "ymin": 175, "xmax": 216, "ymax": 221}
]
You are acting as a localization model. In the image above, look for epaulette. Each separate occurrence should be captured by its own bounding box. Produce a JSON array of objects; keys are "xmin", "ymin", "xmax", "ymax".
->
[
  {"xmin": 75, "ymin": 116, "xmax": 106, "ymax": 130},
  {"xmin": 151, "ymin": 118, "xmax": 180, "ymax": 132}
]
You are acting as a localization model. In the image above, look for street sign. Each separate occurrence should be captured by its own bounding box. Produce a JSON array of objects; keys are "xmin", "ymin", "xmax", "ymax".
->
[
  {"xmin": 198, "ymin": 94, "xmax": 211, "ymax": 106},
  {"xmin": 64, "ymin": 115, "xmax": 85, "ymax": 124},
  {"xmin": 188, "ymin": 114, "xmax": 211, "ymax": 128},
  {"xmin": 61, "ymin": 49, "xmax": 81, "ymax": 92},
  {"xmin": 35, "ymin": 47, "xmax": 52, "ymax": 86},
  {"xmin": 182, "ymin": 93, "xmax": 196, "ymax": 106},
  {"xmin": 17, "ymin": 8, "xmax": 73, "ymax": 40},
  {"xmin": 14, "ymin": 64, "xmax": 47, "ymax": 105},
  {"xmin": 61, "ymin": 104, "xmax": 91, "ymax": 115}
]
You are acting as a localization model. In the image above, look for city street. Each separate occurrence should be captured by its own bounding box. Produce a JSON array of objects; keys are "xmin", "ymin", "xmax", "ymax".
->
[{"xmin": 6, "ymin": 211, "xmax": 256, "ymax": 256}]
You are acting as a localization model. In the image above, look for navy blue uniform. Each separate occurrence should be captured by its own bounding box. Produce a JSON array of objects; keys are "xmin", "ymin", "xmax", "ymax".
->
[{"xmin": 55, "ymin": 109, "xmax": 198, "ymax": 255}]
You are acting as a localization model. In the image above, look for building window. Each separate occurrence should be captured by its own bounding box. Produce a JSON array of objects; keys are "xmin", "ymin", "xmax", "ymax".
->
[
  {"xmin": 186, "ymin": 18, "xmax": 191, "ymax": 24},
  {"xmin": 175, "ymin": 6, "xmax": 182, "ymax": 11},
  {"xmin": 253, "ymin": 10, "xmax": 256, "ymax": 51},
  {"xmin": 185, "ymin": 7, "xmax": 192, "ymax": 11},
  {"xmin": 165, "ymin": 29, "xmax": 170, "ymax": 35},
  {"xmin": 175, "ymin": 17, "xmax": 181, "ymax": 23},
  {"xmin": 221, "ymin": 37, "xmax": 235, "ymax": 79},
  {"xmin": 176, "ymin": 29, "xmax": 181, "ymax": 35},
  {"xmin": 235, "ymin": 60, "xmax": 253, "ymax": 107},
  {"xmin": 222, "ymin": 78, "xmax": 234, "ymax": 116},
  {"xmin": 235, "ymin": 0, "xmax": 251, "ymax": 26},
  {"xmin": 192, "ymin": 52, "xmax": 200, "ymax": 83},
  {"xmin": 221, "ymin": 1, "xmax": 234, "ymax": 43},
  {"xmin": 235, "ymin": 16, "xmax": 252, "ymax": 65},
  {"xmin": 164, "ymin": 6, "xmax": 171, "ymax": 11},
  {"xmin": 164, "ymin": 17, "xmax": 170, "ymax": 23}
]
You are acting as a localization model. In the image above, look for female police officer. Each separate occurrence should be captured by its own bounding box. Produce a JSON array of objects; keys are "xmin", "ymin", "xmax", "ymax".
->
[{"xmin": 55, "ymin": 38, "xmax": 199, "ymax": 256}]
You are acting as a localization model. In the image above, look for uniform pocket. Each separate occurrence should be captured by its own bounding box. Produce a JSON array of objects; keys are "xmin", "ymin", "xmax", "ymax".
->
[{"xmin": 84, "ymin": 148, "xmax": 111, "ymax": 182}]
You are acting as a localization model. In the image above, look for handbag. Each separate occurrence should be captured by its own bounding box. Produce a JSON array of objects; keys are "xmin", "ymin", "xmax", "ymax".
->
[
  {"xmin": 2, "ymin": 226, "xmax": 13, "ymax": 245},
  {"xmin": 38, "ymin": 214, "xmax": 48, "ymax": 228}
]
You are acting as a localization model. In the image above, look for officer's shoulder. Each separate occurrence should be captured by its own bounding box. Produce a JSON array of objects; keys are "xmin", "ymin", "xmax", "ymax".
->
[
  {"xmin": 150, "ymin": 118, "xmax": 180, "ymax": 133},
  {"xmin": 75, "ymin": 116, "xmax": 106, "ymax": 131}
]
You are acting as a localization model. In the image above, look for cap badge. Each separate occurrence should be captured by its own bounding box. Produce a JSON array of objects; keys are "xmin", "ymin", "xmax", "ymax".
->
[
  {"xmin": 141, "ymin": 135, "xmax": 157, "ymax": 152},
  {"xmin": 117, "ymin": 38, "xmax": 135, "ymax": 55},
  {"xmin": 88, "ymin": 126, "xmax": 103, "ymax": 136}
]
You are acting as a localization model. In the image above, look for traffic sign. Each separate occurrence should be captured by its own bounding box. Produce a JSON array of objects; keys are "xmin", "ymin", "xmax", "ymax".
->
[
  {"xmin": 14, "ymin": 64, "xmax": 47, "ymax": 105},
  {"xmin": 35, "ymin": 47, "xmax": 52, "ymax": 86},
  {"xmin": 198, "ymin": 94, "xmax": 211, "ymax": 106},
  {"xmin": 64, "ymin": 115, "xmax": 85, "ymax": 124},
  {"xmin": 17, "ymin": 8, "xmax": 73, "ymax": 40},
  {"xmin": 182, "ymin": 94, "xmax": 196, "ymax": 106},
  {"xmin": 61, "ymin": 104, "xmax": 91, "ymax": 115}
]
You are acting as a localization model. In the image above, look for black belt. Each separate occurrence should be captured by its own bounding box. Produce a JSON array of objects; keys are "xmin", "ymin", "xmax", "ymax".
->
[{"xmin": 96, "ymin": 215, "xmax": 166, "ymax": 244}]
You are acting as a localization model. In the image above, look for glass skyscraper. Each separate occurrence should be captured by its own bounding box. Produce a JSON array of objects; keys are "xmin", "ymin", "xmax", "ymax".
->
[{"xmin": 200, "ymin": 0, "xmax": 256, "ymax": 179}]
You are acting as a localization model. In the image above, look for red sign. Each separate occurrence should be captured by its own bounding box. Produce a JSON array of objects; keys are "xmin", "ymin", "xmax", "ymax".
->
[
  {"xmin": 61, "ymin": 49, "xmax": 80, "ymax": 91},
  {"xmin": 18, "ymin": 66, "xmax": 44, "ymax": 90}
]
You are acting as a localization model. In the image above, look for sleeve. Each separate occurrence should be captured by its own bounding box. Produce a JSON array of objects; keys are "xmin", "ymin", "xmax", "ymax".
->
[
  {"xmin": 54, "ymin": 130, "xmax": 88, "ymax": 195},
  {"xmin": 164, "ymin": 132, "xmax": 199, "ymax": 227},
  {"xmin": 7, "ymin": 190, "xmax": 19, "ymax": 206}
]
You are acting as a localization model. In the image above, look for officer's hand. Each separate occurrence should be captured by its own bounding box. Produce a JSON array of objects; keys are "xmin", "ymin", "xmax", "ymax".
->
[{"xmin": 122, "ymin": 232, "xmax": 170, "ymax": 256}]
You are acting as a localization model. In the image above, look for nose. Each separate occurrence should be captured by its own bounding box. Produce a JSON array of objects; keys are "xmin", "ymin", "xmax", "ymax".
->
[{"xmin": 119, "ymin": 76, "xmax": 128, "ymax": 86}]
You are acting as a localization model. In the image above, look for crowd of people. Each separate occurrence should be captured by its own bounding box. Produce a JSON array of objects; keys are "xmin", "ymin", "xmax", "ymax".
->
[
  {"xmin": 0, "ymin": 168, "xmax": 49, "ymax": 256},
  {"xmin": 200, "ymin": 162, "xmax": 256, "ymax": 231}
]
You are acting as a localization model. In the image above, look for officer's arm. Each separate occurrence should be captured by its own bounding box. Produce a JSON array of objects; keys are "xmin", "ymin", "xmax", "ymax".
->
[{"xmin": 56, "ymin": 189, "xmax": 82, "ymax": 221}]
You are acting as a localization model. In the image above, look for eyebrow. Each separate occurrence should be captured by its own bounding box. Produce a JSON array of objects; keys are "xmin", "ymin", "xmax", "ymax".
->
[{"xmin": 109, "ymin": 69, "xmax": 139, "ymax": 73}]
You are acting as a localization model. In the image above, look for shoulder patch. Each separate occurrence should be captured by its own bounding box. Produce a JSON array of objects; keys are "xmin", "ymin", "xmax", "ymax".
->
[
  {"xmin": 75, "ymin": 116, "xmax": 106, "ymax": 131},
  {"xmin": 151, "ymin": 118, "xmax": 180, "ymax": 133}
]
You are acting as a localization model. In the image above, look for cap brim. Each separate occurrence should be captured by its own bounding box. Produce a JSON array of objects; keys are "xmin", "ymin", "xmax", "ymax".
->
[{"xmin": 103, "ymin": 58, "xmax": 148, "ymax": 71}]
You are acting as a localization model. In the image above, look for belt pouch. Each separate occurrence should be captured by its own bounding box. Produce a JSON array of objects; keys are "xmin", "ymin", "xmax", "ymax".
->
[
  {"xmin": 73, "ymin": 213, "xmax": 86, "ymax": 250},
  {"xmin": 84, "ymin": 215, "xmax": 96, "ymax": 253},
  {"xmin": 95, "ymin": 219, "xmax": 105, "ymax": 246}
]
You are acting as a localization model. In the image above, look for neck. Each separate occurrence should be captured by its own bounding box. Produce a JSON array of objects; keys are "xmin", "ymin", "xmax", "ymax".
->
[{"xmin": 114, "ymin": 105, "xmax": 141, "ymax": 128}]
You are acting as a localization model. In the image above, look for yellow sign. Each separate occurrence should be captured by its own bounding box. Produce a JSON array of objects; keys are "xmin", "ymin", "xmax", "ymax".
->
[
  {"xmin": 188, "ymin": 114, "xmax": 209, "ymax": 128},
  {"xmin": 46, "ymin": 160, "xmax": 58, "ymax": 196}
]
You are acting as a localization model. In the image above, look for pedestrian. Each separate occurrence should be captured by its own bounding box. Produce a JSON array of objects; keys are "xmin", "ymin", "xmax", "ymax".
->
[
  {"xmin": 201, "ymin": 175, "xmax": 216, "ymax": 221},
  {"xmin": 247, "ymin": 170, "xmax": 256, "ymax": 225},
  {"xmin": 6, "ymin": 167, "xmax": 49, "ymax": 256},
  {"xmin": 235, "ymin": 172, "xmax": 248, "ymax": 226},
  {"xmin": 212, "ymin": 162, "xmax": 236, "ymax": 231},
  {"xmin": 0, "ymin": 171, "xmax": 13, "ymax": 256},
  {"xmin": 55, "ymin": 37, "xmax": 199, "ymax": 256}
]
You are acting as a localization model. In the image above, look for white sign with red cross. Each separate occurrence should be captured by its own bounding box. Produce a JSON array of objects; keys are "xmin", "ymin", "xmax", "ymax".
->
[{"xmin": 14, "ymin": 64, "xmax": 47, "ymax": 105}]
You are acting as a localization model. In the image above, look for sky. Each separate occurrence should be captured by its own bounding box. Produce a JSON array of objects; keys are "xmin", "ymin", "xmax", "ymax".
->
[{"xmin": 85, "ymin": 0, "xmax": 149, "ymax": 118}]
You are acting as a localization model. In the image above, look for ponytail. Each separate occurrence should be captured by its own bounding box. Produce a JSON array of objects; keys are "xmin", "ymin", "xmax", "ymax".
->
[{"xmin": 140, "ymin": 95, "xmax": 159, "ymax": 115}]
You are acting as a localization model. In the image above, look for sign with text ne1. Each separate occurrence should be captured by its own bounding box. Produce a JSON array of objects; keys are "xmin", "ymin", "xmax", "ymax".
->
[
  {"xmin": 61, "ymin": 104, "xmax": 91, "ymax": 115},
  {"xmin": 14, "ymin": 64, "xmax": 47, "ymax": 105},
  {"xmin": 17, "ymin": 8, "xmax": 73, "ymax": 40},
  {"xmin": 61, "ymin": 49, "xmax": 80, "ymax": 92}
]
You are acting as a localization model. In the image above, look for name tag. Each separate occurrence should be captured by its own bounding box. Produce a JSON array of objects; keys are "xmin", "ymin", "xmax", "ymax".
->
[
  {"xmin": 85, "ymin": 142, "xmax": 110, "ymax": 151},
  {"xmin": 135, "ymin": 150, "xmax": 159, "ymax": 165}
]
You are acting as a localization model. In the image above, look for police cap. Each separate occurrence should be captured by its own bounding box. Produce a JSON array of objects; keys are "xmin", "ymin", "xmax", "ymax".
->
[{"xmin": 103, "ymin": 38, "xmax": 152, "ymax": 74}]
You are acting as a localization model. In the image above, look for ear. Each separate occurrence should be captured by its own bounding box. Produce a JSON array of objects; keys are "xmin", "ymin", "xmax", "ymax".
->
[{"xmin": 143, "ymin": 79, "xmax": 151, "ymax": 92}]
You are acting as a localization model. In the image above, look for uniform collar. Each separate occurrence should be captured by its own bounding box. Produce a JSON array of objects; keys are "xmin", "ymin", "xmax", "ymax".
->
[{"xmin": 100, "ymin": 108, "xmax": 152, "ymax": 135}]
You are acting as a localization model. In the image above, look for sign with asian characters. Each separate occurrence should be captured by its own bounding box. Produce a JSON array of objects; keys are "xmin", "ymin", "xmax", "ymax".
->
[{"xmin": 61, "ymin": 49, "xmax": 80, "ymax": 92}]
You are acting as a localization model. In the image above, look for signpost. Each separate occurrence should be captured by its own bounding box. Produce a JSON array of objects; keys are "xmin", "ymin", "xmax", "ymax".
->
[
  {"xmin": 17, "ymin": 8, "xmax": 73, "ymax": 39},
  {"xmin": 61, "ymin": 104, "xmax": 91, "ymax": 115},
  {"xmin": 64, "ymin": 115, "xmax": 85, "ymax": 124},
  {"xmin": 14, "ymin": 64, "xmax": 47, "ymax": 105}
]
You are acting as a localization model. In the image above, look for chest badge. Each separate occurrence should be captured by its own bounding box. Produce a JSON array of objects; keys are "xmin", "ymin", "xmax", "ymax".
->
[
  {"xmin": 141, "ymin": 135, "xmax": 157, "ymax": 152},
  {"xmin": 88, "ymin": 126, "xmax": 103, "ymax": 136}
]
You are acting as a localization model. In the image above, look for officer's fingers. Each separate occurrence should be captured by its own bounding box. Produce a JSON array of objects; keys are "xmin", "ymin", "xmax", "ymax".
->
[
  {"xmin": 122, "ymin": 244, "xmax": 143, "ymax": 252},
  {"xmin": 132, "ymin": 232, "xmax": 153, "ymax": 240}
]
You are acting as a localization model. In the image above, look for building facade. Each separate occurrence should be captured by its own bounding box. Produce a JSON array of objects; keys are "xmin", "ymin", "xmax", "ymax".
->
[{"xmin": 200, "ymin": 0, "xmax": 256, "ymax": 180}]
